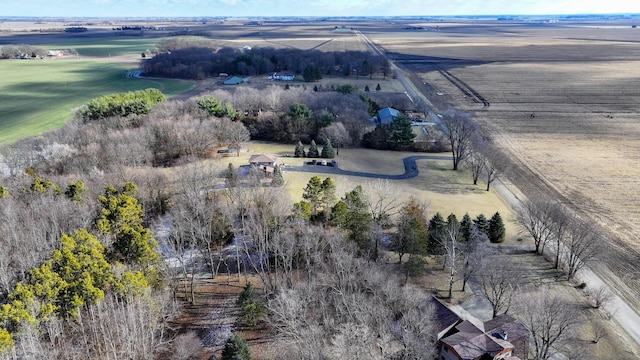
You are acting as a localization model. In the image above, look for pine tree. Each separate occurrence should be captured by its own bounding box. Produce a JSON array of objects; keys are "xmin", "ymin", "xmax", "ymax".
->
[
  {"xmin": 428, "ymin": 212, "xmax": 446, "ymax": 254},
  {"xmin": 365, "ymin": 85, "xmax": 370, "ymax": 92},
  {"xmin": 460, "ymin": 213, "xmax": 475, "ymax": 242},
  {"xmin": 294, "ymin": 141, "xmax": 306, "ymax": 157},
  {"xmin": 221, "ymin": 334, "xmax": 251, "ymax": 360},
  {"xmin": 488, "ymin": 212, "xmax": 506, "ymax": 243},
  {"xmin": 303, "ymin": 176, "xmax": 323, "ymax": 215},
  {"xmin": 307, "ymin": 140, "xmax": 320, "ymax": 158},
  {"xmin": 376, "ymin": 83, "xmax": 381, "ymax": 92},
  {"xmin": 474, "ymin": 213, "xmax": 490, "ymax": 237},
  {"xmin": 387, "ymin": 113, "xmax": 416, "ymax": 149},
  {"xmin": 321, "ymin": 138, "xmax": 336, "ymax": 158},
  {"xmin": 271, "ymin": 165, "xmax": 284, "ymax": 187},
  {"xmin": 65, "ymin": 180, "xmax": 85, "ymax": 203}
]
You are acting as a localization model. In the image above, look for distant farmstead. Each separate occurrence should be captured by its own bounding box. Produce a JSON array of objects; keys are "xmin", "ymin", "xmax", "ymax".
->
[
  {"xmin": 268, "ymin": 72, "xmax": 295, "ymax": 81},
  {"xmin": 47, "ymin": 50, "xmax": 63, "ymax": 58}
]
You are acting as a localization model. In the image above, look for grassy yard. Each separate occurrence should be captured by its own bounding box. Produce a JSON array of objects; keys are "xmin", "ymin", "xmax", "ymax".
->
[
  {"xmin": 220, "ymin": 142, "xmax": 520, "ymax": 242},
  {"xmin": 0, "ymin": 58, "xmax": 194, "ymax": 144}
]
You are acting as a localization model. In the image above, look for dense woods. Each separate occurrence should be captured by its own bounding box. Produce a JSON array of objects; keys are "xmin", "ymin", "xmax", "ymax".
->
[{"xmin": 142, "ymin": 41, "xmax": 390, "ymax": 80}]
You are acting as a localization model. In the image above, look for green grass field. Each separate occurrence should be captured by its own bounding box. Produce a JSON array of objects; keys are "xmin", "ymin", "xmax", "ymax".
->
[{"xmin": 0, "ymin": 58, "xmax": 194, "ymax": 144}]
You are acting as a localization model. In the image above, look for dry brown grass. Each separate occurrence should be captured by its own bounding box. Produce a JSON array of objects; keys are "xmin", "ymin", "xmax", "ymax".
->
[
  {"xmin": 362, "ymin": 19, "xmax": 640, "ymax": 357},
  {"xmin": 224, "ymin": 141, "xmax": 519, "ymax": 241}
]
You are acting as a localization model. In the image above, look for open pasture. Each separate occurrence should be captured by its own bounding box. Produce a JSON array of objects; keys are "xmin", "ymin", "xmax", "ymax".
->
[{"xmin": 368, "ymin": 20, "xmax": 640, "ymax": 308}]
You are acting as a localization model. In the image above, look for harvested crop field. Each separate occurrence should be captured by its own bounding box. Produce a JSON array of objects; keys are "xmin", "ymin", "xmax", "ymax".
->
[{"xmin": 367, "ymin": 19, "xmax": 640, "ymax": 309}]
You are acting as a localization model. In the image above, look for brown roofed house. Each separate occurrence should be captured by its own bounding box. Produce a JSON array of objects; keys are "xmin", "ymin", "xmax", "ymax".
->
[{"xmin": 435, "ymin": 303, "xmax": 528, "ymax": 360}]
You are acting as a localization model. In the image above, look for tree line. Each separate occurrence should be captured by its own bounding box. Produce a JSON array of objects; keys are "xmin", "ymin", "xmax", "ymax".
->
[{"xmin": 142, "ymin": 43, "xmax": 390, "ymax": 81}]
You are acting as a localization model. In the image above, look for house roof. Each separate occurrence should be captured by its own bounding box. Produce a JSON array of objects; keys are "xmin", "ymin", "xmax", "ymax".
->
[
  {"xmin": 430, "ymin": 297, "xmax": 463, "ymax": 338},
  {"xmin": 223, "ymin": 76, "xmax": 244, "ymax": 85},
  {"xmin": 440, "ymin": 313, "xmax": 527, "ymax": 360},
  {"xmin": 377, "ymin": 107, "xmax": 400, "ymax": 124},
  {"xmin": 249, "ymin": 154, "xmax": 278, "ymax": 164}
]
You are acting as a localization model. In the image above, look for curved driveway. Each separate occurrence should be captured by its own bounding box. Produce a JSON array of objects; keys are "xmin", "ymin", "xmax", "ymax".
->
[{"xmin": 284, "ymin": 155, "xmax": 450, "ymax": 179}]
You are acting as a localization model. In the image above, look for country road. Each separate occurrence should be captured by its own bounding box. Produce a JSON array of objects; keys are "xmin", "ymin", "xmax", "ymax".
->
[{"xmin": 356, "ymin": 29, "xmax": 640, "ymax": 353}]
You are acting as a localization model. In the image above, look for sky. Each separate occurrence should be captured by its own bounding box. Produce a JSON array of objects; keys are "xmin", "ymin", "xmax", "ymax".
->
[{"xmin": 3, "ymin": 0, "xmax": 640, "ymax": 18}]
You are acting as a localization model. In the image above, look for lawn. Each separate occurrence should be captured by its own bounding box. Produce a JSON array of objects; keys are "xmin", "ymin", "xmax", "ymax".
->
[
  {"xmin": 220, "ymin": 142, "xmax": 519, "ymax": 242},
  {"xmin": 0, "ymin": 58, "xmax": 194, "ymax": 144}
]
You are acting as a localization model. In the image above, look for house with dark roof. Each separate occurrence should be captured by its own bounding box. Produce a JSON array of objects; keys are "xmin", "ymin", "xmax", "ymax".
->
[
  {"xmin": 377, "ymin": 107, "xmax": 400, "ymax": 125},
  {"xmin": 429, "ymin": 297, "xmax": 529, "ymax": 360},
  {"xmin": 438, "ymin": 314, "xmax": 529, "ymax": 360}
]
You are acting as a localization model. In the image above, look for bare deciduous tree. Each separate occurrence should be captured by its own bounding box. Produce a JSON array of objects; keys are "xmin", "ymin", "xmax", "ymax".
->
[
  {"xmin": 517, "ymin": 288, "xmax": 580, "ymax": 360},
  {"xmin": 586, "ymin": 286, "xmax": 612, "ymax": 309},
  {"xmin": 464, "ymin": 150, "xmax": 485, "ymax": 186},
  {"xmin": 438, "ymin": 110, "xmax": 479, "ymax": 170},
  {"xmin": 516, "ymin": 199, "xmax": 559, "ymax": 255},
  {"xmin": 562, "ymin": 216, "xmax": 601, "ymax": 281},
  {"xmin": 478, "ymin": 254, "xmax": 522, "ymax": 317}
]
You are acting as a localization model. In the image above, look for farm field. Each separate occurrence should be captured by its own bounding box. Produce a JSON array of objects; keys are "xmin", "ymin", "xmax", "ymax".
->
[
  {"xmin": 366, "ymin": 20, "xmax": 640, "ymax": 310},
  {"xmin": 0, "ymin": 58, "xmax": 193, "ymax": 144}
]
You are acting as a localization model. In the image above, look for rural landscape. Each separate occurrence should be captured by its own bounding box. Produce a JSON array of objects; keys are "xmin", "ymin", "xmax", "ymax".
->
[{"xmin": 1, "ymin": 12, "xmax": 640, "ymax": 360}]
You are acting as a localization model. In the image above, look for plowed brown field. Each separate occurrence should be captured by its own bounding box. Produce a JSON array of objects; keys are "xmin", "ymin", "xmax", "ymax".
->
[{"xmin": 368, "ymin": 20, "xmax": 640, "ymax": 310}]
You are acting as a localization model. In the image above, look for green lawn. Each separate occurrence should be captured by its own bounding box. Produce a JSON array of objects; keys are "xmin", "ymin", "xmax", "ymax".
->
[{"xmin": 0, "ymin": 58, "xmax": 194, "ymax": 144}]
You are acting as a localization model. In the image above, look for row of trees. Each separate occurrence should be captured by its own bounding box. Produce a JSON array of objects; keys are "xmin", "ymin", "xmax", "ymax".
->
[
  {"xmin": 293, "ymin": 139, "xmax": 335, "ymax": 158},
  {"xmin": 78, "ymin": 88, "xmax": 165, "ymax": 121},
  {"xmin": 142, "ymin": 44, "xmax": 390, "ymax": 81},
  {"xmin": 516, "ymin": 198, "xmax": 602, "ymax": 281}
]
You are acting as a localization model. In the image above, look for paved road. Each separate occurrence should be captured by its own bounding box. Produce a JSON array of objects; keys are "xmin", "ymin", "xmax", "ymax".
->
[{"xmin": 285, "ymin": 155, "xmax": 450, "ymax": 179}]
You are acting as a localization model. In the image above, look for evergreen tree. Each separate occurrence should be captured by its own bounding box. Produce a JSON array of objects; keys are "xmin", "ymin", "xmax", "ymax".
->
[
  {"xmin": 321, "ymin": 138, "xmax": 336, "ymax": 159},
  {"xmin": 303, "ymin": 64, "xmax": 323, "ymax": 82},
  {"xmin": 293, "ymin": 201, "xmax": 312, "ymax": 221},
  {"xmin": 393, "ymin": 197, "xmax": 428, "ymax": 264},
  {"xmin": 97, "ymin": 183, "xmax": 159, "ymax": 270},
  {"xmin": 0, "ymin": 185, "xmax": 8, "ymax": 198},
  {"xmin": 387, "ymin": 113, "xmax": 416, "ymax": 149},
  {"xmin": 341, "ymin": 186, "xmax": 374, "ymax": 256},
  {"xmin": 237, "ymin": 282, "xmax": 266, "ymax": 328},
  {"xmin": 376, "ymin": 83, "xmax": 381, "ymax": 91},
  {"xmin": 317, "ymin": 109, "xmax": 335, "ymax": 128},
  {"xmin": 428, "ymin": 212, "xmax": 446, "ymax": 254},
  {"xmin": 460, "ymin": 213, "xmax": 475, "ymax": 242},
  {"xmin": 330, "ymin": 200, "xmax": 349, "ymax": 227},
  {"xmin": 221, "ymin": 334, "xmax": 251, "ymax": 360},
  {"xmin": 364, "ymin": 85, "xmax": 370, "ymax": 92},
  {"xmin": 294, "ymin": 141, "xmax": 306, "ymax": 157},
  {"xmin": 65, "ymin": 180, "xmax": 85, "ymax": 203},
  {"xmin": 307, "ymin": 140, "xmax": 320, "ymax": 158},
  {"xmin": 488, "ymin": 212, "xmax": 506, "ymax": 243},
  {"xmin": 474, "ymin": 214, "xmax": 490, "ymax": 237},
  {"xmin": 271, "ymin": 165, "xmax": 284, "ymax": 187},
  {"xmin": 302, "ymin": 176, "xmax": 323, "ymax": 215}
]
